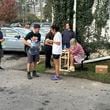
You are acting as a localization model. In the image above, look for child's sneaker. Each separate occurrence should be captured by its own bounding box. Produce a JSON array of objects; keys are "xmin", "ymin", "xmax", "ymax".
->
[{"xmin": 69, "ymin": 66, "xmax": 75, "ymax": 72}]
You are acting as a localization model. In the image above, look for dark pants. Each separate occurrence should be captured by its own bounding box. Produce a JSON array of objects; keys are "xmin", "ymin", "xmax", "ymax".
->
[
  {"xmin": 0, "ymin": 49, "xmax": 3, "ymax": 62},
  {"xmin": 45, "ymin": 46, "xmax": 52, "ymax": 68},
  {"xmin": 62, "ymin": 43, "xmax": 70, "ymax": 49}
]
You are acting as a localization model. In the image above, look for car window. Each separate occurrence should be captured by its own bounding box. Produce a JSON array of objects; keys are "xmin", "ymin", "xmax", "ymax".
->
[
  {"xmin": 2, "ymin": 29, "xmax": 19, "ymax": 37},
  {"xmin": 15, "ymin": 28, "xmax": 30, "ymax": 35}
]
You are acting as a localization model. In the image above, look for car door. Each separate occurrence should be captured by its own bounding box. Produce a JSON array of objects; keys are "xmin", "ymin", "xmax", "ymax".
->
[{"xmin": 1, "ymin": 28, "xmax": 24, "ymax": 51}]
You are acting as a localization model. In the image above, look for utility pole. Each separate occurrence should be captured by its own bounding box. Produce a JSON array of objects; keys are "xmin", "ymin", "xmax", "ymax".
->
[
  {"xmin": 73, "ymin": 0, "xmax": 76, "ymax": 34},
  {"xmin": 33, "ymin": 0, "xmax": 36, "ymax": 15},
  {"xmin": 52, "ymin": 6, "xmax": 54, "ymax": 24},
  {"xmin": 22, "ymin": 4, "xmax": 25, "ymax": 23},
  {"xmin": 40, "ymin": 0, "xmax": 43, "ymax": 23}
]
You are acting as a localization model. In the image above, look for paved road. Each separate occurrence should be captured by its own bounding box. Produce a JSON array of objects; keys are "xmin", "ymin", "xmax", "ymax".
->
[{"xmin": 0, "ymin": 53, "xmax": 110, "ymax": 110}]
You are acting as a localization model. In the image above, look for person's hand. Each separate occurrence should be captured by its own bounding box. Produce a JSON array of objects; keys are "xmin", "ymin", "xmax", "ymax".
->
[
  {"xmin": 69, "ymin": 48, "xmax": 73, "ymax": 54},
  {"xmin": 48, "ymin": 40, "xmax": 53, "ymax": 44},
  {"xmin": 45, "ymin": 39, "xmax": 50, "ymax": 42},
  {"xmin": 28, "ymin": 43, "xmax": 31, "ymax": 47},
  {"xmin": 0, "ymin": 38, "xmax": 5, "ymax": 42},
  {"xmin": 46, "ymin": 39, "xmax": 53, "ymax": 44}
]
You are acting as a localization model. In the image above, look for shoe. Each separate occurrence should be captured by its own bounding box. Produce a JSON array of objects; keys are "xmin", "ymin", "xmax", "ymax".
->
[
  {"xmin": 51, "ymin": 75, "xmax": 62, "ymax": 80},
  {"xmin": 0, "ymin": 66, "xmax": 4, "ymax": 70},
  {"xmin": 27, "ymin": 72, "xmax": 32, "ymax": 80},
  {"xmin": 69, "ymin": 66, "xmax": 75, "ymax": 72},
  {"xmin": 32, "ymin": 71, "xmax": 40, "ymax": 77}
]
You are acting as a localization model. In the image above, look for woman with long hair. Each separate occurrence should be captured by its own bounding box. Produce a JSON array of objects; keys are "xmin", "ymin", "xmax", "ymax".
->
[
  {"xmin": 69, "ymin": 38, "xmax": 85, "ymax": 71},
  {"xmin": 44, "ymin": 29, "xmax": 54, "ymax": 69}
]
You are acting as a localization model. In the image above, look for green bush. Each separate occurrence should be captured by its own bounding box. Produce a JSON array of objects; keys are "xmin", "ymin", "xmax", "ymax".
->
[{"xmin": 77, "ymin": 0, "xmax": 109, "ymax": 51}]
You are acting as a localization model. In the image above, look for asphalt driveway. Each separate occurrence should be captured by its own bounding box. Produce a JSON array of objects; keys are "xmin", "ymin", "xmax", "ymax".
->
[{"xmin": 0, "ymin": 53, "xmax": 110, "ymax": 110}]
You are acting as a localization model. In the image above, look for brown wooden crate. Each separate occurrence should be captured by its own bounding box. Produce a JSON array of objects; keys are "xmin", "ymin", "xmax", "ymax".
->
[{"xmin": 95, "ymin": 65, "xmax": 108, "ymax": 74}]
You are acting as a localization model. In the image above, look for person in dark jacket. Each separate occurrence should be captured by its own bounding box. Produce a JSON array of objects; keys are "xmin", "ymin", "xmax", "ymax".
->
[
  {"xmin": 44, "ymin": 29, "xmax": 54, "ymax": 69},
  {"xmin": 62, "ymin": 23, "xmax": 75, "ymax": 49},
  {"xmin": 0, "ymin": 28, "xmax": 5, "ymax": 69}
]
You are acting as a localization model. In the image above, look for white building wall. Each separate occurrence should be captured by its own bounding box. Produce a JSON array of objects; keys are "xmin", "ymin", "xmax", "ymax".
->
[{"xmin": 85, "ymin": 0, "xmax": 110, "ymax": 43}]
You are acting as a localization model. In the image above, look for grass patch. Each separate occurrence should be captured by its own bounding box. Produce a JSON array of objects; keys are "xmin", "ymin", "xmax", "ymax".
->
[
  {"xmin": 71, "ymin": 60, "xmax": 110, "ymax": 83},
  {"xmin": 72, "ymin": 71, "xmax": 110, "ymax": 83},
  {"xmin": 36, "ymin": 59, "xmax": 46, "ymax": 73},
  {"xmin": 37, "ymin": 57, "xmax": 110, "ymax": 84}
]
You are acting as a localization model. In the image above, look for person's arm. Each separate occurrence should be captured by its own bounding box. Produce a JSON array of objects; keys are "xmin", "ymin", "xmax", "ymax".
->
[
  {"xmin": 39, "ymin": 33, "xmax": 41, "ymax": 42},
  {"xmin": 44, "ymin": 33, "xmax": 52, "ymax": 46},
  {"xmin": 69, "ymin": 47, "xmax": 74, "ymax": 54},
  {"xmin": 48, "ymin": 34, "xmax": 61, "ymax": 45},
  {"xmin": 47, "ymin": 39, "xmax": 60, "ymax": 45},
  {"xmin": 70, "ymin": 31, "xmax": 75, "ymax": 39},
  {"xmin": 22, "ymin": 33, "xmax": 31, "ymax": 47},
  {"xmin": 0, "ymin": 39, "xmax": 5, "ymax": 42},
  {"xmin": 22, "ymin": 38, "xmax": 31, "ymax": 47},
  {"xmin": 53, "ymin": 40, "xmax": 60, "ymax": 45},
  {"xmin": 0, "ymin": 32, "xmax": 5, "ymax": 42},
  {"xmin": 72, "ymin": 31, "xmax": 75, "ymax": 38},
  {"xmin": 45, "ymin": 40, "xmax": 52, "ymax": 46}
]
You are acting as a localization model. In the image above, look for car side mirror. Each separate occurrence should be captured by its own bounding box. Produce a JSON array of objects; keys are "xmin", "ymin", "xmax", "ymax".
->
[{"xmin": 15, "ymin": 35, "xmax": 21, "ymax": 39}]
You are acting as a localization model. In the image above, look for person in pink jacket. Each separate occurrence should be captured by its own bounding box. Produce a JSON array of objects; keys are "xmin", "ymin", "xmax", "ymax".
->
[{"xmin": 69, "ymin": 38, "xmax": 85, "ymax": 71}]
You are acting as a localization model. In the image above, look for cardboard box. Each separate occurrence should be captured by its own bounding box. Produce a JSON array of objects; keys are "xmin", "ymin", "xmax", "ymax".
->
[{"xmin": 95, "ymin": 65, "xmax": 108, "ymax": 74}]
